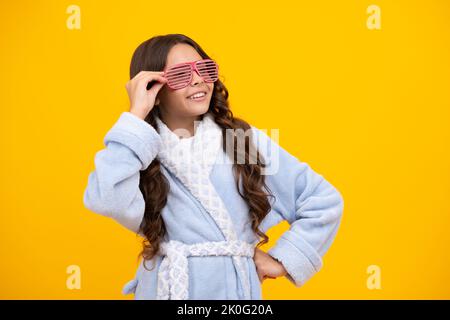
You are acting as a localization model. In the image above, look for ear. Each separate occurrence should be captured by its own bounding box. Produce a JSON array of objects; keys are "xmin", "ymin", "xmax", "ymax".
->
[{"xmin": 155, "ymin": 98, "xmax": 160, "ymax": 106}]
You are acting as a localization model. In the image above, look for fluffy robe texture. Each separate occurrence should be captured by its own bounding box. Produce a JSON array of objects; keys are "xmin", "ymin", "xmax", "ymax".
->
[{"xmin": 83, "ymin": 111, "xmax": 344, "ymax": 299}]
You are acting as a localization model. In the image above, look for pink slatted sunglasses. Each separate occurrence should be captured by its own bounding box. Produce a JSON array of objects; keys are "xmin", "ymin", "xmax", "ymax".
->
[{"xmin": 162, "ymin": 59, "xmax": 219, "ymax": 90}]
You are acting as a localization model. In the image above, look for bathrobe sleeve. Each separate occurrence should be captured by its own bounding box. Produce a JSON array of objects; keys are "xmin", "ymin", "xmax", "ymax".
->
[
  {"xmin": 251, "ymin": 126, "xmax": 344, "ymax": 287},
  {"xmin": 83, "ymin": 112, "xmax": 163, "ymax": 233}
]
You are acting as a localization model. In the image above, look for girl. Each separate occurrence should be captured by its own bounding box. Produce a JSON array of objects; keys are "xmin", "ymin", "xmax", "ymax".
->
[{"xmin": 83, "ymin": 34, "xmax": 344, "ymax": 300}]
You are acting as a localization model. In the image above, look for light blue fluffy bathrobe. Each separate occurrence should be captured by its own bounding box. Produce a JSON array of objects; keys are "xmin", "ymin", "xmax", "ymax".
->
[{"xmin": 83, "ymin": 111, "xmax": 344, "ymax": 300}]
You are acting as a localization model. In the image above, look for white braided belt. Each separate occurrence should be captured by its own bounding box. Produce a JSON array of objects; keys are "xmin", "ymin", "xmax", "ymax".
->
[{"xmin": 156, "ymin": 239, "xmax": 256, "ymax": 300}]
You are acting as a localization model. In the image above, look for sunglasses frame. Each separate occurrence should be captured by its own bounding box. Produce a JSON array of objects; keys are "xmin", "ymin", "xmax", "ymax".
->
[{"xmin": 162, "ymin": 58, "xmax": 219, "ymax": 90}]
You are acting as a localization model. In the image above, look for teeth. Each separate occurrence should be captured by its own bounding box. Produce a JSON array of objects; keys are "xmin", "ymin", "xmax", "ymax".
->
[{"xmin": 189, "ymin": 92, "xmax": 206, "ymax": 99}]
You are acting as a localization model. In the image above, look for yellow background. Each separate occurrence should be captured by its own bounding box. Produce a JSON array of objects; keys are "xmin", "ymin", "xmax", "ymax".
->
[{"xmin": 1, "ymin": 0, "xmax": 449, "ymax": 299}]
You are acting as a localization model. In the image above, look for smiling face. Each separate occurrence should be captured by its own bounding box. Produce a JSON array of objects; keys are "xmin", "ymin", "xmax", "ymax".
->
[{"xmin": 155, "ymin": 43, "xmax": 214, "ymax": 119}]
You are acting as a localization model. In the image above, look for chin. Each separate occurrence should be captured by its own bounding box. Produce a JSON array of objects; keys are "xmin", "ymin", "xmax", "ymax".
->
[{"xmin": 184, "ymin": 99, "xmax": 211, "ymax": 116}]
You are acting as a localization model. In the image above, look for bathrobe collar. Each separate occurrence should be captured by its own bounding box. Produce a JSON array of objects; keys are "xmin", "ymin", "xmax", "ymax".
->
[{"xmin": 154, "ymin": 112, "xmax": 221, "ymax": 182}]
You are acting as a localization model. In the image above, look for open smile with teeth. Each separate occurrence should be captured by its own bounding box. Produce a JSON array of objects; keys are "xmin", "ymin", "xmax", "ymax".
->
[{"xmin": 187, "ymin": 92, "xmax": 207, "ymax": 100}]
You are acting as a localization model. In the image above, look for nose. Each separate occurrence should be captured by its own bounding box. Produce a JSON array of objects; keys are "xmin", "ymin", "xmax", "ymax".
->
[{"xmin": 190, "ymin": 68, "xmax": 204, "ymax": 86}]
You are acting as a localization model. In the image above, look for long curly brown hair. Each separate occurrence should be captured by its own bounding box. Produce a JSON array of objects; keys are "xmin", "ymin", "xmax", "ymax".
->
[{"xmin": 130, "ymin": 34, "xmax": 274, "ymax": 271}]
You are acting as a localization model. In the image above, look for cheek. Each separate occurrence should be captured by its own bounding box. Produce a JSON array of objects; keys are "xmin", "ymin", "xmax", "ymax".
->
[{"xmin": 165, "ymin": 90, "xmax": 187, "ymax": 103}]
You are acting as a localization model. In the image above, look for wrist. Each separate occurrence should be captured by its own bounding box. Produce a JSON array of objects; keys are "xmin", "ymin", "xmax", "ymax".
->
[{"xmin": 129, "ymin": 109, "xmax": 147, "ymax": 120}]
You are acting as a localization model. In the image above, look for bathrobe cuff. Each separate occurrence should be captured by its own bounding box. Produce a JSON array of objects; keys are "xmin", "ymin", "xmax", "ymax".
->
[
  {"xmin": 104, "ymin": 112, "xmax": 162, "ymax": 170},
  {"xmin": 268, "ymin": 230, "xmax": 323, "ymax": 287}
]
